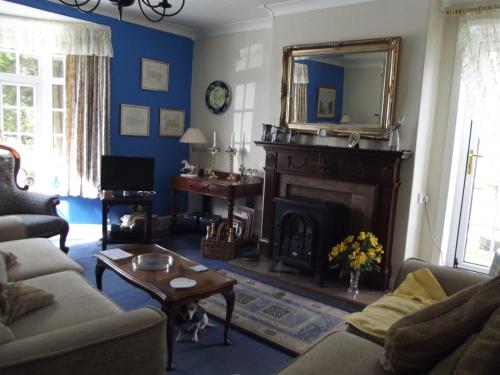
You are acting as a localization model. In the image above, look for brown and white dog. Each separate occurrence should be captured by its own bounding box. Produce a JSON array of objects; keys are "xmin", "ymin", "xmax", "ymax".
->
[{"xmin": 175, "ymin": 301, "xmax": 214, "ymax": 343}]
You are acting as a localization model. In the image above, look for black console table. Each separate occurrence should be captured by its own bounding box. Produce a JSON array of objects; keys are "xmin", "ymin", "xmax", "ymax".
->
[{"xmin": 101, "ymin": 195, "xmax": 153, "ymax": 250}]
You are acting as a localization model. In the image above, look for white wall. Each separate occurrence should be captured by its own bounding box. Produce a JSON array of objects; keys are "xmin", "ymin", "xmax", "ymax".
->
[
  {"xmin": 190, "ymin": 0, "xmax": 433, "ymax": 273},
  {"xmin": 189, "ymin": 28, "xmax": 273, "ymax": 229}
]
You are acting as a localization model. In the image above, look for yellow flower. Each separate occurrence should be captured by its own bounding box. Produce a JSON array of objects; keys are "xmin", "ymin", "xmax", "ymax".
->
[
  {"xmin": 344, "ymin": 235, "xmax": 354, "ymax": 244},
  {"xmin": 367, "ymin": 250, "xmax": 376, "ymax": 259},
  {"xmin": 369, "ymin": 236, "xmax": 379, "ymax": 247},
  {"xmin": 357, "ymin": 232, "xmax": 366, "ymax": 241},
  {"xmin": 352, "ymin": 242, "xmax": 361, "ymax": 251},
  {"xmin": 375, "ymin": 256, "xmax": 382, "ymax": 264}
]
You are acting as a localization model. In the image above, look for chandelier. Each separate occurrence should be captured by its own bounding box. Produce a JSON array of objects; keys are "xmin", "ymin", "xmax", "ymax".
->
[{"xmin": 58, "ymin": 1, "xmax": 186, "ymax": 23}]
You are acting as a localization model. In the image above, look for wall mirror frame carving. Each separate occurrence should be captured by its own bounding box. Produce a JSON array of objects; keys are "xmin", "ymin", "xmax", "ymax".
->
[{"xmin": 280, "ymin": 37, "xmax": 401, "ymax": 139}]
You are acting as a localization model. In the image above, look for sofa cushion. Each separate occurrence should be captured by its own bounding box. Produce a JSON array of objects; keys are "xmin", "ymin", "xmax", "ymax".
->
[
  {"xmin": 346, "ymin": 268, "xmax": 446, "ymax": 342},
  {"xmin": 0, "ymin": 282, "xmax": 54, "ymax": 324},
  {"xmin": 8, "ymin": 270, "xmax": 122, "ymax": 339},
  {"xmin": 0, "ymin": 238, "xmax": 83, "ymax": 281},
  {"xmin": 277, "ymin": 331, "xmax": 386, "ymax": 375},
  {"xmin": 0, "ymin": 322, "xmax": 15, "ymax": 345},
  {"xmin": 380, "ymin": 275, "xmax": 500, "ymax": 373}
]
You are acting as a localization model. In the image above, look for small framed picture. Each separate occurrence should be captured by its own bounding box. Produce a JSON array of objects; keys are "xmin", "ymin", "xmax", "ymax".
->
[
  {"xmin": 316, "ymin": 87, "xmax": 336, "ymax": 118},
  {"xmin": 120, "ymin": 104, "xmax": 150, "ymax": 136},
  {"xmin": 159, "ymin": 108, "xmax": 185, "ymax": 137},
  {"xmin": 141, "ymin": 58, "xmax": 169, "ymax": 92}
]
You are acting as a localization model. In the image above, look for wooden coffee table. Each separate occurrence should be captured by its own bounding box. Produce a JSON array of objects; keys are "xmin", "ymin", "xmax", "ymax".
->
[{"xmin": 94, "ymin": 243, "xmax": 236, "ymax": 371}]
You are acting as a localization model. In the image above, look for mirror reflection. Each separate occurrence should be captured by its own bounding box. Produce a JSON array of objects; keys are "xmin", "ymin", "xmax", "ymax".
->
[{"xmin": 290, "ymin": 51, "xmax": 386, "ymax": 127}]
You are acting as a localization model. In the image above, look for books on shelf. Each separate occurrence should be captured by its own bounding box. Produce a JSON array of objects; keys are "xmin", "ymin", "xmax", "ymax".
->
[{"xmin": 232, "ymin": 206, "xmax": 255, "ymax": 240}]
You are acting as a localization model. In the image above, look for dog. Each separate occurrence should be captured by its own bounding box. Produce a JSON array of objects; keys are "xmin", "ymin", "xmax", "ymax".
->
[{"xmin": 175, "ymin": 301, "xmax": 214, "ymax": 343}]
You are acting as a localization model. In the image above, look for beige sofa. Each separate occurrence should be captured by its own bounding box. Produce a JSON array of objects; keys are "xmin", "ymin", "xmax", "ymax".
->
[
  {"xmin": 0, "ymin": 237, "xmax": 167, "ymax": 375},
  {"xmin": 278, "ymin": 258, "xmax": 490, "ymax": 375}
]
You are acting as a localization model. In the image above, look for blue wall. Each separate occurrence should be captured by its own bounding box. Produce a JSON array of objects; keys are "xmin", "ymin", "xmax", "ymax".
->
[
  {"xmin": 302, "ymin": 60, "xmax": 344, "ymax": 123},
  {"xmin": 7, "ymin": 0, "xmax": 193, "ymax": 224}
]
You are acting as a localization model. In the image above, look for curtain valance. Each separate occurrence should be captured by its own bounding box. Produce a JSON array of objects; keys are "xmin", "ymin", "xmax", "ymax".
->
[{"xmin": 0, "ymin": 15, "xmax": 113, "ymax": 57}]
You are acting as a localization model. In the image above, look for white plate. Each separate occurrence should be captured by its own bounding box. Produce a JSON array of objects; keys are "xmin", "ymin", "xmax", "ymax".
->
[{"xmin": 170, "ymin": 277, "xmax": 197, "ymax": 289}]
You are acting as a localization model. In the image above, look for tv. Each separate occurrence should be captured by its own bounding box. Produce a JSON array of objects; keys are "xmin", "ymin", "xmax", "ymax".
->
[{"xmin": 100, "ymin": 155, "xmax": 155, "ymax": 192}]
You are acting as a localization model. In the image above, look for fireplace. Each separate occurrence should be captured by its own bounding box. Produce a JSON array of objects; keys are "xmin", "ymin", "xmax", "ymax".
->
[
  {"xmin": 256, "ymin": 141, "xmax": 411, "ymax": 289},
  {"xmin": 272, "ymin": 196, "xmax": 344, "ymax": 286}
]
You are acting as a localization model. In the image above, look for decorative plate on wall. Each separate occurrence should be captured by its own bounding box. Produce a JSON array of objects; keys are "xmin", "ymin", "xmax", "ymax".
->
[{"xmin": 205, "ymin": 80, "xmax": 231, "ymax": 114}]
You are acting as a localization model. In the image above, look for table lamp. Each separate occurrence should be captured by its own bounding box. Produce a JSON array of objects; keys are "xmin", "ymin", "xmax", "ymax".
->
[{"xmin": 180, "ymin": 128, "xmax": 208, "ymax": 150}]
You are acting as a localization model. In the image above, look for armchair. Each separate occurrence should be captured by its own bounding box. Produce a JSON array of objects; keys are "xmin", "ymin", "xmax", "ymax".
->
[{"xmin": 0, "ymin": 144, "xmax": 69, "ymax": 252}]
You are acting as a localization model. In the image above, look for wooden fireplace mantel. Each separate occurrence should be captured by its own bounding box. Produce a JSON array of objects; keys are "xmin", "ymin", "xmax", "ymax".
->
[{"xmin": 255, "ymin": 141, "xmax": 412, "ymax": 289}]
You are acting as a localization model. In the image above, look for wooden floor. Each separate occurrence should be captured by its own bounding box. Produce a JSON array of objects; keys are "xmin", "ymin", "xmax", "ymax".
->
[{"xmin": 230, "ymin": 257, "xmax": 384, "ymax": 309}]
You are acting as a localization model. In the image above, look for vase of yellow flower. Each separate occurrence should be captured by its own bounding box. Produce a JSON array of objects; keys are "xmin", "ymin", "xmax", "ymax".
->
[{"xmin": 329, "ymin": 231, "xmax": 384, "ymax": 295}]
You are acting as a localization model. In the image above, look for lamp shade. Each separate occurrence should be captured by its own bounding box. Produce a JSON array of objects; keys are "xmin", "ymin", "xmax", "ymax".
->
[{"xmin": 179, "ymin": 128, "xmax": 208, "ymax": 144}]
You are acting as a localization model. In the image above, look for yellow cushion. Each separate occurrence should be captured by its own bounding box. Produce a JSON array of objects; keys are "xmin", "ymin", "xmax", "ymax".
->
[{"xmin": 346, "ymin": 268, "xmax": 447, "ymax": 339}]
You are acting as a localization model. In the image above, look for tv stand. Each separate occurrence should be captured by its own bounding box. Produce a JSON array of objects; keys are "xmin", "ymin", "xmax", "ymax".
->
[{"xmin": 101, "ymin": 195, "xmax": 153, "ymax": 250}]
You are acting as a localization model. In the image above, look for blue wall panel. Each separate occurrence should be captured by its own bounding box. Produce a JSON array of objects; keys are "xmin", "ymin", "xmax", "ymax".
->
[
  {"xmin": 302, "ymin": 60, "xmax": 344, "ymax": 123},
  {"xmin": 6, "ymin": 0, "xmax": 193, "ymax": 224}
]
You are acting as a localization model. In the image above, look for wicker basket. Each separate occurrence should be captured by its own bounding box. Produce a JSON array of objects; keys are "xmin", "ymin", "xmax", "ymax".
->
[{"xmin": 201, "ymin": 223, "xmax": 239, "ymax": 260}]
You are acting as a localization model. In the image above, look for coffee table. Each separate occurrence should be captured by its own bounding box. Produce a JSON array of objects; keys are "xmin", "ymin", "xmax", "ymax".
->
[{"xmin": 94, "ymin": 243, "xmax": 236, "ymax": 371}]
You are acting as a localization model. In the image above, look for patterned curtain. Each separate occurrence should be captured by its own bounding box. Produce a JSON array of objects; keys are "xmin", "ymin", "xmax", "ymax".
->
[
  {"xmin": 291, "ymin": 63, "xmax": 309, "ymax": 123},
  {"xmin": 64, "ymin": 55, "xmax": 110, "ymax": 198}
]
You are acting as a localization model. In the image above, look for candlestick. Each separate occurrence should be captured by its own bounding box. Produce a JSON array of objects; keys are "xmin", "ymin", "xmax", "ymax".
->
[
  {"xmin": 208, "ymin": 145, "xmax": 220, "ymax": 179},
  {"xmin": 225, "ymin": 146, "xmax": 237, "ymax": 181}
]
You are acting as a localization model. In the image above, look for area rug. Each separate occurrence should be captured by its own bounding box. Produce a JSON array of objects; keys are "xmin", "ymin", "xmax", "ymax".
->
[{"xmin": 200, "ymin": 270, "xmax": 349, "ymax": 355}]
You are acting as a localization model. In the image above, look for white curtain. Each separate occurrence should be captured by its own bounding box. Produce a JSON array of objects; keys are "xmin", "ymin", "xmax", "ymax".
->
[
  {"xmin": 291, "ymin": 63, "xmax": 309, "ymax": 123},
  {"xmin": 457, "ymin": 12, "xmax": 500, "ymax": 126},
  {"xmin": 0, "ymin": 15, "xmax": 113, "ymax": 57}
]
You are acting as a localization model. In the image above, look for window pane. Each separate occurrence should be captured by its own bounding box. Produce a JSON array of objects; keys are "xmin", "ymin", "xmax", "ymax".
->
[
  {"xmin": 20, "ymin": 54, "xmax": 38, "ymax": 76},
  {"xmin": 21, "ymin": 135, "xmax": 34, "ymax": 148},
  {"xmin": 3, "ymin": 109, "xmax": 17, "ymax": 131},
  {"xmin": 0, "ymin": 51, "xmax": 16, "ymax": 73},
  {"xmin": 2, "ymin": 85, "xmax": 17, "ymax": 106},
  {"xmin": 52, "ymin": 84, "xmax": 64, "ymax": 109},
  {"xmin": 20, "ymin": 86, "xmax": 34, "ymax": 107},
  {"xmin": 52, "ymin": 57, "xmax": 64, "ymax": 78},
  {"xmin": 53, "ymin": 111, "xmax": 64, "ymax": 134},
  {"xmin": 20, "ymin": 109, "xmax": 35, "ymax": 133},
  {"xmin": 53, "ymin": 136, "xmax": 63, "ymax": 157}
]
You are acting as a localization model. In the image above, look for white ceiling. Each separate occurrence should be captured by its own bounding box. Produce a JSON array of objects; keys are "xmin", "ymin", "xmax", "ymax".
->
[{"xmin": 38, "ymin": 0, "xmax": 375, "ymax": 39}]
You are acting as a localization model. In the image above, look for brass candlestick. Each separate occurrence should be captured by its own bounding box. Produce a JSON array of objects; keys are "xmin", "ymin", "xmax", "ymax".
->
[
  {"xmin": 225, "ymin": 147, "xmax": 237, "ymax": 181},
  {"xmin": 208, "ymin": 146, "xmax": 220, "ymax": 179}
]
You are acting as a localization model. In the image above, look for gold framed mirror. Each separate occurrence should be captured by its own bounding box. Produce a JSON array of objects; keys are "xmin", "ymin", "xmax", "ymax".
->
[{"xmin": 280, "ymin": 37, "xmax": 400, "ymax": 139}]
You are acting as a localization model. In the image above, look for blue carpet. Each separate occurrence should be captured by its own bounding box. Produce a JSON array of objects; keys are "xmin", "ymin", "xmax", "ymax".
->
[{"xmin": 67, "ymin": 233, "xmax": 350, "ymax": 374}]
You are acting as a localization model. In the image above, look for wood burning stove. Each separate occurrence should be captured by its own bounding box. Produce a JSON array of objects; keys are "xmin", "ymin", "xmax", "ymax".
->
[{"xmin": 272, "ymin": 196, "xmax": 345, "ymax": 286}]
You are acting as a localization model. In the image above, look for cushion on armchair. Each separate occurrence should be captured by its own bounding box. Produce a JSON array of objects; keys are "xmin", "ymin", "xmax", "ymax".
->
[
  {"xmin": 346, "ymin": 268, "xmax": 447, "ymax": 342},
  {"xmin": 380, "ymin": 275, "xmax": 500, "ymax": 373}
]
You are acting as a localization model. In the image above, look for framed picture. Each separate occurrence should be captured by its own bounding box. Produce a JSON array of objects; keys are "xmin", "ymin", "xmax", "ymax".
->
[
  {"xmin": 141, "ymin": 58, "xmax": 169, "ymax": 92},
  {"xmin": 159, "ymin": 108, "xmax": 185, "ymax": 137},
  {"xmin": 316, "ymin": 87, "xmax": 336, "ymax": 118},
  {"xmin": 120, "ymin": 104, "xmax": 150, "ymax": 136}
]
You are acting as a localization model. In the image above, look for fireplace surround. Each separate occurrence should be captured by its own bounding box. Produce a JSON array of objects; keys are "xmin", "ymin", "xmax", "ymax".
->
[{"xmin": 256, "ymin": 141, "xmax": 411, "ymax": 289}]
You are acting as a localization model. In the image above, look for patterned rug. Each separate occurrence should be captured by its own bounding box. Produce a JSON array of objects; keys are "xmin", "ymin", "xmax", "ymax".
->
[{"xmin": 200, "ymin": 270, "xmax": 349, "ymax": 354}]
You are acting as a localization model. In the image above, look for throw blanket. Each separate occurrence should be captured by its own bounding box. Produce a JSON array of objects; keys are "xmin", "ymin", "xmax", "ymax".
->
[{"xmin": 346, "ymin": 268, "xmax": 447, "ymax": 340}]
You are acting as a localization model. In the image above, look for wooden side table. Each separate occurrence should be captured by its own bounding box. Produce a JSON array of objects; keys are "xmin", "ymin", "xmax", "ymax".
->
[
  {"xmin": 101, "ymin": 195, "xmax": 153, "ymax": 250},
  {"xmin": 170, "ymin": 172, "xmax": 263, "ymax": 231}
]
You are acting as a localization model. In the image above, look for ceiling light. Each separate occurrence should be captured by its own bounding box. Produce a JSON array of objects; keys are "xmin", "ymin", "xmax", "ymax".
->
[{"xmin": 57, "ymin": 0, "xmax": 185, "ymax": 23}]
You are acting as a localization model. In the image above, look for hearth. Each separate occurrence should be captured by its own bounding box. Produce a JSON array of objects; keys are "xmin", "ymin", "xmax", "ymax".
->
[{"xmin": 272, "ymin": 196, "xmax": 344, "ymax": 287}]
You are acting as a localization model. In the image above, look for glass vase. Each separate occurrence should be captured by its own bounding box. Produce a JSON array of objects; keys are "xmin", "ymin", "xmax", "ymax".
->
[{"xmin": 347, "ymin": 269, "xmax": 361, "ymax": 295}]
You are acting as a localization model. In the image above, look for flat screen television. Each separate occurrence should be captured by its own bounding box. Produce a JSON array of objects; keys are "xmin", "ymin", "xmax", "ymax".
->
[{"xmin": 100, "ymin": 155, "xmax": 155, "ymax": 192}]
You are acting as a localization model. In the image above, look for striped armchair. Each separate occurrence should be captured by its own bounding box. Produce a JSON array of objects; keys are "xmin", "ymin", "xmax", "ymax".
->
[{"xmin": 0, "ymin": 144, "xmax": 69, "ymax": 252}]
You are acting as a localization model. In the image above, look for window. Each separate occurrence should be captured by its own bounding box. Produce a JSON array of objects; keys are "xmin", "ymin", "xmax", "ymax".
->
[{"xmin": 0, "ymin": 49, "xmax": 66, "ymax": 192}]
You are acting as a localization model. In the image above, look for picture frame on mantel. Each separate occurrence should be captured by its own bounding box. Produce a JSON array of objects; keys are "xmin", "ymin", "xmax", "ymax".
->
[
  {"xmin": 120, "ymin": 104, "xmax": 150, "ymax": 136},
  {"xmin": 141, "ymin": 58, "xmax": 169, "ymax": 92},
  {"xmin": 159, "ymin": 108, "xmax": 185, "ymax": 137},
  {"xmin": 316, "ymin": 87, "xmax": 336, "ymax": 118}
]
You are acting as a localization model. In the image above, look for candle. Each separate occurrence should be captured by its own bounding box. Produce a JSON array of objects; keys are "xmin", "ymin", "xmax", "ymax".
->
[
  {"xmin": 231, "ymin": 132, "xmax": 235, "ymax": 148},
  {"xmin": 213, "ymin": 131, "xmax": 216, "ymax": 147},
  {"xmin": 242, "ymin": 132, "xmax": 245, "ymax": 164}
]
